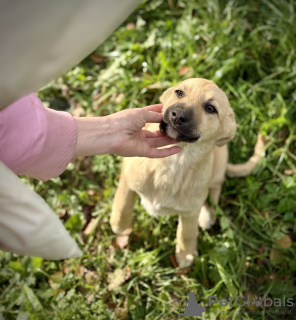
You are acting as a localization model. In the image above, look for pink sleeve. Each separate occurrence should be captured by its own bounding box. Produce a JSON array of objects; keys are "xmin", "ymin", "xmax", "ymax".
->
[{"xmin": 0, "ymin": 93, "xmax": 78, "ymax": 181}]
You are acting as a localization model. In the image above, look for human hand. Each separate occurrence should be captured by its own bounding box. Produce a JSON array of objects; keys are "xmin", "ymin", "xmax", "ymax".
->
[{"xmin": 73, "ymin": 104, "xmax": 181, "ymax": 158}]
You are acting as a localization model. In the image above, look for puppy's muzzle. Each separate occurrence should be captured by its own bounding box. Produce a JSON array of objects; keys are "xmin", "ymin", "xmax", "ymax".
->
[
  {"xmin": 160, "ymin": 104, "xmax": 200, "ymax": 143},
  {"xmin": 171, "ymin": 108, "xmax": 188, "ymax": 126}
]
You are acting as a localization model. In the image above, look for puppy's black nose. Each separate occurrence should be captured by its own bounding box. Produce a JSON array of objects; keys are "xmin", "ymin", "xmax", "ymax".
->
[{"xmin": 170, "ymin": 109, "xmax": 188, "ymax": 126}]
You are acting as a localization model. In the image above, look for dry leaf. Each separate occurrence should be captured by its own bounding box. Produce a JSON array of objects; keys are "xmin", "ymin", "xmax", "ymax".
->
[
  {"xmin": 284, "ymin": 169, "xmax": 295, "ymax": 175},
  {"xmin": 71, "ymin": 105, "xmax": 85, "ymax": 117},
  {"xmin": 83, "ymin": 218, "xmax": 97, "ymax": 236},
  {"xmin": 108, "ymin": 301, "xmax": 116, "ymax": 310},
  {"xmin": 87, "ymin": 189, "xmax": 95, "ymax": 196},
  {"xmin": 107, "ymin": 268, "xmax": 126, "ymax": 291},
  {"xmin": 256, "ymin": 244, "xmax": 266, "ymax": 266},
  {"xmin": 169, "ymin": 255, "xmax": 178, "ymax": 268},
  {"xmin": 74, "ymin": 265, "xmax": 86, "ymax": 276},
  {"xmin": 116, "ymin": 228, "xmax": 132, "ymax": 249},
  {"xmin": 84, "ymin": 270, "xmax": 99, "ymax": 285},
  {"xmin": 244, "ymin": 292, "xmax": 261, "ymax": 311},
  {"xmin": 86, "ymin": 294, "xmax": 95, "ymax": 304},
  {"xmin": 62, "ymin": 265, "xmax": 70, "ymax": 274},
  {"xmin": 147, "ymin": 81, "xmax": 165, "ymax": 89},
  {"xmin": 176, "ymin": 267, "xmax": 192, "ymax": 276},
  {"xmin": 58, "ymin": 208, "xmax": 67, "ymax": 218},
  {"xmin": 115, "ymin": 307, "xmax": 128, "ymax": 320},
  {"xmin": 115, "ymin": 93, "xmax": 125, "ymax": 103},
  {"xmin": 126, "ymin": 22, "xmax": 135, "ymax": 30},
  {"xmin": 269, "ymin": 248, "xmax": 284, "ymax": 261},
  {"xmin": 179, "ymin": 66, "xmax": 194, "ymax": 77},
  {"xmin": 93, "ymin": 93, "xmax": 101, "ymax": 101},
  {"xmin": 90, "ymin": 54, "xmax": 106, "ymax": 64},
  {"xmin": 275, "ymin": 235, "xmax": 292, "ymax": 249},
  {"xmin": 124, "ymin": 266, "xmax": 131, "ymax": 280},
  {"xmin": 49, "ymin": 271, "xmax": 63, "ymax": 289}
]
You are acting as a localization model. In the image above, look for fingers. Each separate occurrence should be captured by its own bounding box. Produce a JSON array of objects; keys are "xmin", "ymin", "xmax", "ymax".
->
[
  {"xmin": 142, "ymin": 104, "xmax": 163, "ymax": 113},
  {"xmin": 147, "ymin": 136, "xmax": 179, "ymax": 148},
  {"xmin": 142, "ymin": 105, "xmax": 164, "ymax": 124},
  {"xmin": 143, "ymin": 129, "xmax": 174, "ymax": 139},
  {"xmin": 147, "ymin": 146, "xmax": 181, "ymax": 158},
  {"xmin": 144, "ymin": 110, "xmax": 164, "ymax": 123}
]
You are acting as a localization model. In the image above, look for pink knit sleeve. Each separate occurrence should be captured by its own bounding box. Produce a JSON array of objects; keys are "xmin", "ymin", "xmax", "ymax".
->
[{"xmin": 0, "ymin": 93, "xmax": 77, "ymax": 181}]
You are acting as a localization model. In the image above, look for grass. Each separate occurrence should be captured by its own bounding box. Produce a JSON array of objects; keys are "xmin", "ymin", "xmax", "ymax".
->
[{"xmin": 1, "ymin": 0, "xmax": 296, "ymax": 319}]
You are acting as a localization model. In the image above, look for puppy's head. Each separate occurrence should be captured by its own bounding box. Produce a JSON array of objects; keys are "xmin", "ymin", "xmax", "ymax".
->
[{"xmin": 159, "ymin": 78, "xmax": 237, "ymax": 146}]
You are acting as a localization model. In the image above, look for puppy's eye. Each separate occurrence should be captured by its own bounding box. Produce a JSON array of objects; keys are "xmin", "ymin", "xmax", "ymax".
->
[
  {"xmin": 175, "ymin": 90, "xmax": 184, "ymax": 98},
  {"xmin": 204, "ymin": 105, "xmax": 217, "ymax": 114}
]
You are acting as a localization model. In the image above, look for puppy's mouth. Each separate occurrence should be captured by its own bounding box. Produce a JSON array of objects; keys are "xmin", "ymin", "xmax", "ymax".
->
[{"xmin": 160, "ymin": 120, "xmax": 200, "ymax": 143}]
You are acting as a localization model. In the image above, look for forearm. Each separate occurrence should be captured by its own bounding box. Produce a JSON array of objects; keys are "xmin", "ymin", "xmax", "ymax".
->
[{"xmin": 73, "ymin": 115, "xmax": 118, "ymax": 157}]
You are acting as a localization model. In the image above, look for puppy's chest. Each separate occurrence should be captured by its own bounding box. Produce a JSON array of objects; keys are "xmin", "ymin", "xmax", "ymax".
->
[{"xmin": 135, "ymin": 159, "xmax": 212, "ymax": 216}]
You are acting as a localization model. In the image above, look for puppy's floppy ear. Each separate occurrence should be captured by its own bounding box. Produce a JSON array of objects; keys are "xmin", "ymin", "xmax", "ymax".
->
[
  {"xmin": 159, "ymin": 87, "xmax": 174, "ymax": 104},
  {"xmin": 216, "ymin": 109, "xmax": 237, "ymax": 147}
]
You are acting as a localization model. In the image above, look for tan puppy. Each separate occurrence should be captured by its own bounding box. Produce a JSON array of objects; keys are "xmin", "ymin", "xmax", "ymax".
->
[{"xmin": 110, "ymin": 78, "xmax": 263, "ymax": 268}]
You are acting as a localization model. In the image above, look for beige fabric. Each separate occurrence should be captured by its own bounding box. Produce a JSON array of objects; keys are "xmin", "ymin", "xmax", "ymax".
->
[
  {"xmin": 0, "ymin": 0, "xmax": 141, "ymax": 109},
  {"xmin": 0, "ymin": 162, "xmax": 82, "ymax": 259},
  {"xmin": 0, "ymin": 0, "xmax": 140, "ymax": 258}
]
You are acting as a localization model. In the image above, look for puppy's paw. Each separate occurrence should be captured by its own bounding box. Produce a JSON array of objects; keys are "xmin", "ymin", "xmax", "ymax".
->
[
  {"xmin": 198, "ymin": 205, "xmax": 216, "ymax": 231},
  {"xmin": 175, "ymin": 250, "xmax": 198, "ymax": 268},
  {"xmin": 110, "ymin": 212, "xmax": 132, "ymax": 234},
  {"xmin": 110, "ymin": 222, "xmax": 131, "ymax": 235}
]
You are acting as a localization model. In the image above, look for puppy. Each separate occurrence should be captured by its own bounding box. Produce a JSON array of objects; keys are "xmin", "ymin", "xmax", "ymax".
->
[{"xmin": 110, "ymin": 78, "xmax": 263, "ymax": 268}]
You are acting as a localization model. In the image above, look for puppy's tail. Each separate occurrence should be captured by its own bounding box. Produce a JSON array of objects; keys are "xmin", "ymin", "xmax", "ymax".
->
[{"xmin": 226, "ymin": 133, "xmax": 265, "ymax": 178}]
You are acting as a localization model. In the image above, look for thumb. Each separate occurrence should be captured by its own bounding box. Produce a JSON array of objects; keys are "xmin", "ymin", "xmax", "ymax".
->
[{"xmin": 144, "ymin": 110, "xmax": 163, "ymax": 124}]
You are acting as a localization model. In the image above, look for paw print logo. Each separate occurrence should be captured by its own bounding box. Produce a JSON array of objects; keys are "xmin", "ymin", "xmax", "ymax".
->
[{"xmin": 252, "ymin": 296, "xmax": 262, "ymax": 306}]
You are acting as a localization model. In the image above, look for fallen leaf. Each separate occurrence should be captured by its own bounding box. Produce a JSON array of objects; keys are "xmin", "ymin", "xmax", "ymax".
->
[
  {"xmin": 53, "ymin": 289, "xmax": 65, "ymax": 296},
  {"xmin": 256, "ymin": 244, "xmax": 266, "ymax": 266},
  {"xmin": 93, "ymin": 93, "xmax": 101, "ymax": 101},
  {"xmin": 74, "ymin": 265, "xmax": 86, "ymax": 276},
  {"xmin": 115, "ymin": 307, "xmax": 128, "ymax": 320},
  {"xmin": 58, "ymin": 208, "xmax": 67, "ymax": 218},
  {"xmin": 83, "ymin": 218, "xmax": 97, "ymax": 236},
  {"xmin": 275, "ymin": 235, "xmax": 292, "ymax": 249},
  {"xmin": 169, "ymin": 255, "xmax": 178, "ymax": 268},
  {"xmin": 71, "ymin": 105, "xmax": 85, "ymax": 117},
  {"xmin": 116, "ymin": 228, "xmax": 132, "ymax": 249},
  {"xmin": 107, "ymin": 268, "xmax": 126, "ymax": 291},
  {"xmin": 284, "ymin": 169, "xmax": 295, "ymax": 175},
  {"xmin": 244, "ymin": 292, "xmax": 261, "ymax": 311},
  {"xmin": 176, "ymin": 267, "xmax": 192, "ymax": 276},
  {"xmin": 86, "ymin": 294, "xmax": 94, "ymax": 304},
  {"xmin": 124, "ymin": 266, "xmax": 131, "ymax": 280},
  {"xmin": 90, "ymin": 54, "xmax": 106, "ymax": 64},
  {"xmin": 179, "ymin": 66, "xmax": 194, "ymax": 77},
  {"xmin": 114, "ymin": 93, "xmax": 125, "ymax": 104},
  {"xmin": 62, "ymin": 265, "xmax": 70, "ymax": 274},
  {"xmin": 269, "ymin": 248, "xmax": 284, "ymax": 262},
  {"xmin": 126, "ymin": 22, "xmax": 135, "ymax": 30},
  {"xmin": 49, "ymin": 271, "xmax": 63, "ymax": 289},
  {"xmin": 147, "ymin": 81, "xmax": 165, "ymax": 89},
  {"xmin": 87, "ymin": 189, "xmax": 95, "ymax": 196},
  {"xmin": 108, "ymin": 301, "xmax": 116, "ymax": 310},
  {"xmin": 84, "ymin": 270, "xmax": 99, "ymax": 285}
]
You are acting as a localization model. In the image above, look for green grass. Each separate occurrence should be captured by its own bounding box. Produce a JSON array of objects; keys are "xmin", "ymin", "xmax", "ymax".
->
[{"xmin": 1, "ymin": 0, "xmax": 296, "ymax": 319}]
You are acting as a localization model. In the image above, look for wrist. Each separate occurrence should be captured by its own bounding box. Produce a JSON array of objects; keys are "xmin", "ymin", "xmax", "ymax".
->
[{"xmin": 73, "ymin": 115, "xmax": 117, "ymax": 157}]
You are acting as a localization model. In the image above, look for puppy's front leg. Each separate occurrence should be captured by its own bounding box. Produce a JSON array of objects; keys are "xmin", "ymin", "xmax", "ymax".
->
[
  {"xmin": 110, "ymin": 165, "xmax": 136, "ymax": 234},
  {"xmin": 176, "ymin": 211, "xmax": 200, "ymax": 268},
  {"xmin": 198, "ymin": 185, "xmax": 222, "ymax": 230}
]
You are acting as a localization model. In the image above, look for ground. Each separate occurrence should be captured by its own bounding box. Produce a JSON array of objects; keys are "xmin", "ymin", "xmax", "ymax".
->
[{"xmin": 0, "ymin": 0, "xmax": 296, "ymax": 319}]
